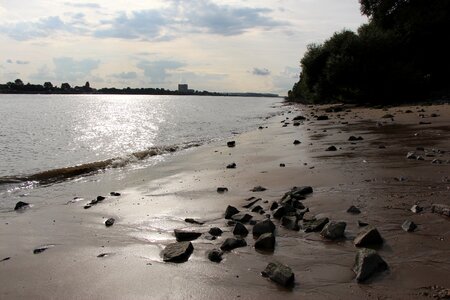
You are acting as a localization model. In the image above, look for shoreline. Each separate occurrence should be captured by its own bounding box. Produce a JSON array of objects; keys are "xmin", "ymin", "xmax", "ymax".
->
[{"xmin": 1, "ymin": 103, "xmax": 449, "ymax": 299}]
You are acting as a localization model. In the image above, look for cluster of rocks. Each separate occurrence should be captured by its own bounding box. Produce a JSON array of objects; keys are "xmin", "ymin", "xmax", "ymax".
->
[{"xmin": 406, "ymin": 147, "xmax": 449, "ymax": 164}]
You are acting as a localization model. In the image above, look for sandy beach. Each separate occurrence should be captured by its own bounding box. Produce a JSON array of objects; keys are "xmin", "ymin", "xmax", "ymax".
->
[{"xmin": 1, "ymin": 103, "xmax": 449, "ymax": 299}]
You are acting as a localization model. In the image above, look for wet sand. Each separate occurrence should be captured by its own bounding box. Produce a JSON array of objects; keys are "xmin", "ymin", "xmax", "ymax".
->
[{"xmin": 1, "ymin": 103, "xmax": 449, "ymax": 299}]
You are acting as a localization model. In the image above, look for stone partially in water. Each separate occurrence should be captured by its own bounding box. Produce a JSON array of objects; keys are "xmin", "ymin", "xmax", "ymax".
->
[
  {"xmin": 354, "ymin": 225, "xmax": 383, "ymax": 247},
  {"xmin": 207, "ymin": 249, "xmax": 223, "ymax": 263},
  {"xmin": 105, "ymin": 218, "xmax": 115, "ymax": 227},
  {"xmin": 255, "ymin": 233, "xmax": 275, "ymax": 251},
  {"xmin": 253, "ymin": 219, "xmax": 276, "ymax": 238},
  {"xmin": 431, "ymin": 204, "xmax": 450, "ymax": 217},
  {"xmin": 233, "ymin": 222, "xmax": 249, "ymax": 237},
  {"xmin": 320, "ymin": 221, "xmax": 346, "ymax": 240},
  {"xmin": 220, "ymin": 238, "xmax": 247, "ymax": 251},
  {"xmin": 217, "ymin": 187, "xmax": 228, "ymax": 193},
  {"xmin": 401, "ymin": 220, "xmax": 417, "ymax": 232},
  {"xmin": 162, "ymin": 242, "xmax": 194, "ymax": 263},
  {"xmin": 303, "ymin": 217, "xmax": 329, "ymax": 232},
  {"xmin": 353, "ymin": 248, "xmax": 388, "ymax": 283},
  {"xmin": 262, "ymin": 262, "xmax": 295, "ymax": 287},
  {"xmin": 208, "ymin": 227, "xmax": 223, "ymax": 236},
  {"xmin": 225, "ymin": 205, "xmax": 240, "ymax": 219},
  {"xmin": 174, "ymin": 229, "xmax": 202, "ymax": 242},
  {"xmin": 14, "ymin": 201, "xmax": 30, "ymax": 210},
  {"xmin": 347, "ymin": 205, "xmax": 361, "ymax": 214}
]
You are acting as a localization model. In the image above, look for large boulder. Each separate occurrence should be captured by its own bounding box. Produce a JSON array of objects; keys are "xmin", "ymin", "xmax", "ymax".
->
[
  {"xmin": 174, "ymin": 229, "xmax": 202, "ymax": 242},
  {"xmin": 162, "ymin": 242, "xmax": 194, "ymax": 263},
  {"xmin": 220, "ymin": 238, "xmax": 247, "ymax": 251},
  {"xmin": 353, "ymin": 248, "xmax": 388, "ymax": 282},
  {"xmin": 225, "ymin": 205, "xmax": 240, "ymax": 219},
  {"xmin": 262, "ymin": 262, "xmax": 295, "ymax": 287},
  {"xmin": 233, "ymin": 222, "xmax": 249, "ymax": 237},
  {"xmin": 321, "ymin": 221, "xmax": 346, "ymax": 240},
  {"xmin": 255, "ymin": 233, "xmax": 275, "ymax": 251},
  {"xmin": 354, "ymin": 225, "xmax": 383, "ymax": 247},
  {"xmin": 253, "ymin": 219, "xmax": 276, "ymax": 238}
]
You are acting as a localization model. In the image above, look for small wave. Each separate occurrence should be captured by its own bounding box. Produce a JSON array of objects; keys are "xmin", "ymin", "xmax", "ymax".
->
[{"xmin": 0, "ymin": 142, "xmax": 201, "ymax": 185}]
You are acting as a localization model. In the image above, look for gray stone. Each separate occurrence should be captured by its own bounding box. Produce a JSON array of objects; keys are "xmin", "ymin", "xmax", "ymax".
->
[
  {"xmin": 105, "ymin": 218, "xmax": 115, "ymax": 227},
  {"xmin": 207, "ymin": 249, "xmax": 223, "ymax": 263},
  {"xmin": 14, "ymin": 201, "xmax": 30, "ymax": 210},
  {"xmin": 231, "ymin": 213, "xmax": 253, "ymax": 224},
  {"xmin": 225, "ymin": 205, "xmax": 240, "ymax": 219},
  {"xmin": 320, "ymin": 221, "xmax": 346, "ymax": 240},
  {"xmin": 354, "ymin": 225, "xmax": 383, "ymax": 247},
  {"xmin": 174, "ymin": 229, "xmax": 202, "ymax": 242},
  {"xmin": 401, "ymin": 220, "xmax": 417, "ymax": 232},
  {"xmin": 347, "ymin": 205, "xmax": 361, "ymax": 214},
  {"xmin": 217, "ymin": 187, "xmax": 228, "ymax": 193},
  {"xmin": 326, "ymin": 145, "xmax": 337, "ymax": 151},
  {"xmin": 353, "ymin": 248, "xmax": 388, "ymax": 282},
  {"xmin": 406, "ymin": 151, "xmax": 417, "ymax": 159},
  {"xmin": 303, "ymin": 217, "xmax": 329, "ymax": 232},
  {"xmin": 431, "ymin": 204, "xmax": 450, "ymax": 217},
  {"xmin": 251, "ymin": 205, "xmax": 264, "ymax": 213},
  {"xmin": 233, "ymin": 222, "xmax": 249, "ymax": 237},
  {"xmin": 227, "ymin": 141, "xmax": 236, "ymax": 147},
  {"xmin": 208, "ymin": 227, "xmax": 223, "ymax": 236},
  {"xmin": 410, "ymin": 204, "xmax": 423, "ymax": 214},
  {"xmin": 226, "ymin": 162, "xmax": 236, "ymax": 169},
  {"xmin": 270, "ymin": 202, "xmax": 279, "ymax": 211},
  {"xmin": 255, "ymin": 233, "xmax": 275, "ymax": 251},
  {"xmin": 273, "ymin": 205, "xmax": 296, "ymax": 219},
  {"xmin": 262, "ymin": 262, "xmax": 295, "ymax": 287},
  {"xmin": 243, "ymin": 198, "xmax": 260, "ymax": 209},
  {"xmin": 281, "ymin": 216, "xmax": 299, "ymax": 231},
  {"xmin": 185, "ymin": 218, "xmax": 204, "ymax": 225},
  {"xmin": 220, "ymin": 238, "xmax": 247, "ymax": 251},
  {"xmin": 253, "ymin": 219, "xmax": 276, "ymax": 238},
  {"xmin": 251, "ymin": 186, "xmax": 267, "ymax": 192},
  {"xmin": 162, "ymin": 241, "xmax": 194, "ymax": 263},
  {"xmin": 293, "ymin": 140, "xmax": 301, "ymax": 145}
]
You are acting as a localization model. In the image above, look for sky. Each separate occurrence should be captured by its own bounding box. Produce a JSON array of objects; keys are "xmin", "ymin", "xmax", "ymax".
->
[{"xmin": 0, "ymin": 0, "xmax": 367, "ymax": 95}]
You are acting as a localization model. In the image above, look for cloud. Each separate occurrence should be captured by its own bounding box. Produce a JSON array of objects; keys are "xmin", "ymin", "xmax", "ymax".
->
[
  {"xmin": 64, "ymin": 2, "xmax": 101, "ymax": 9},
  {"xmin": 137, "ymin": 59, "xmax": 185, "ymax": 83},
  {"xmin": 252, "ymin": 67, "xmax": 270, "ymax": 76},
  {"xmin": 0, "ymin": 16, "xmax": 69, "ymax": 41},
  {"xmin": 176, "ymin": 0, "xmax": 288, "ymax": 36},
  {"xmin": 110, "ymin": 71, "xmax": 138, "ymax": 79},
  {"xmin": 30, "ymin": 57, "xmax": 100, "ymax": 83},
  {"xmin": 94, "ymin": 10, "xmax": 168, "ymax": 40}
]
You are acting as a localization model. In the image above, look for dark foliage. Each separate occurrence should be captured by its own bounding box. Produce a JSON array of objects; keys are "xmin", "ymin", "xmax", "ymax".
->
[{"xmin": 288, "ymin": 0, "xmax": 450, "ymax": 104}]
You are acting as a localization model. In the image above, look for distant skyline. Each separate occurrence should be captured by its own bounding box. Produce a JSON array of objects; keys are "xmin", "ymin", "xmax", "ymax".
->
[{"xmin": 0, "ymin": 0, "xmax": 367, "ymax": 95}]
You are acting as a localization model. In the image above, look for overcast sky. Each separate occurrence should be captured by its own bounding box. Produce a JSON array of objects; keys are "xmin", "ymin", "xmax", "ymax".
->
[{"xmin": 0, "ymin": 0, "xmax": 367, "ymax": 94}]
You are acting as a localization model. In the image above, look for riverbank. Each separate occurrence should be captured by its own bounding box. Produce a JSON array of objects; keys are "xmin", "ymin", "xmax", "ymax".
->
[{"xmin": 1, "ymin": 103, "xmax": 449, "ymax": 299}]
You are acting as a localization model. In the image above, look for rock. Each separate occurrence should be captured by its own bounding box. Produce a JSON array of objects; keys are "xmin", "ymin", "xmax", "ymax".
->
[
  {"xmin": 220, "ymin": 238, "xmax": 247, "ymax": 251},
  {"xmin": 317, "ymin": 115, "xmax": 329, "ymax": 120},
  {"xmin": 281, "ymin": 216, "xmax": 299, "ymax": 231},
  {"xmin": 14, "ymin": 201, "xmax": 30, "ymax": 210},
  {"xmin": 353, "ymin": 248, "xmax": 388, "ymax": 282},
  {"xmin": 410, "ymin": 204, "xmax": 423, "ymax": 213},
  {"xmin": 348, "ymin": 136, "xmax": 364, "ymax": 141},
  {"xmin": 226, "ymin": 163, "xmax": 237, "ymax": 169},
  {"xmin": 320, "ymin": 221, "xmax": 346, "ymax": 240},
  {"xmin": 208, "ymin": 227, "xmax": 223, "ymax": 236},
  {"xmin": 110, "ymin": 192, "xmax": 121, "ymax": 196},
  {"xmin": 1, "ymin": 257, "xmax": 11, "ymax": 262},
  {"xmin": 255, "ymin": 233, "xmax": 275, "ymax": 250},
  {"xmin": 303, "ymin": 217, "xmax": 329, "ymax": 232},
  {"xmin": 174, "ymin": 229, "xmax": 202, "ymax": 242},
  {"xmin": 243, "ymin": 198, "xmax": 260, "ymax": 208},
  {"xmin": 416, "ymin": 155, "xmax": 425, "ymax": 160},
  {"xmin": 273, "ymin": 206, "xmax": 296, "ymax": 219},
  {"xmin": 401, "ymin": 220, "xmax": 417, "ymax": 232},
  {"xmin": 217, "ymin": 187, "xmax": 228, "ymax": 193},
  {"xmin": 358, "ymin": 220, "xmax": 369, "ymax": 227},
  {"xmin": 262, "ymin": 262, "xmax": 295, "ymax": 287},
  {"xmin": 326, "ymin": 145, "xmax": 337, "ymax": 151},
  {"xmin": 280, "ymin": 163, "xmax": 286, "ymax": 167},
  {"xmin": 207, "ymin": 249, "xmax": 223, "ymax": 263},
  {"xmin": 431, "ymin": 204, "xmax": 450, "ymax": 217},
  {"xmin": 33, "ymin": 246, "xmax": 49, "ymax": 254},
  {"xmin": 231, "ymin": 213, "xmax": 253, "ymax": 224},
  {"xmin": 293, "ymin": 140, "xmax": 301, "ymax": 145},
  {"xmin": 347, "ymin": 205, "xmax": 361, "ymax": 214},
  {"xmin": 382, "ymin": 114, "xmax": 394, "ymax": 118},
  {"xmin": 185, "ymin": 218, "xmax": 205, "ymax": 225},
  {"xmin": 270, "ymin": 202, "xmax": 279, "ymax": 211},
  {"xmin": 204, "ymin": 234, "xmax": 216, "ymax": 241},
  {"xmin": 225, "ymin": 205, "xmax": 240, "ymax": 219},
  {"xmin": 292, "ymin": 200, "xmax": 305, "ymax": 210},
  {"xmin": 233, "ymin": 222, "xmax": 249, "ymax": 237},
  {"xmin": 285, "ymin": 186, "xmax": 313, "ymax": 198},
  {"xmin": 251, "ymin": 186, "xmax": 267, "ymax": 192},
  {"xmin": 162, "ymin": 241, "xmax": 194, "ymax": 262},
  {"xmin": 293, "ymin": 115, "xmax": 306, "ymax": 121},
  {"xmin": 406, "ymin": 151, "xmax": 417, "ymax": 159},
  {"xmin": 354, "ymin": 225, "xmax": 383, "ymax": 247},
  {"xmin": 96, "ymin": 196, "xmax": 106, "ymax": 202},
  {"xmin": 227, "ymin": 141, "xmax": 236, "ymax": 147},
  {"xmin": 431, "ymin": 159, "xmax": 443, "ymax": 164},
  {"xmin": 253, "ymin": 219, "xmax": 276, "ymax": 238},
  {"xmin": 251, "ymin": 205, "xmax": 264, "ymax": 213},
  {"xmin": 105, "ymin": 218, "xmax": 115, "ymax": 227}
]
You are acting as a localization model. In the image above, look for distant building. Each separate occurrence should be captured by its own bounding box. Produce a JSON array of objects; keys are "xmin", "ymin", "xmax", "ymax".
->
[{"xmin": 178, "ymin": 84, "xmax": 188, "ymax": 92}]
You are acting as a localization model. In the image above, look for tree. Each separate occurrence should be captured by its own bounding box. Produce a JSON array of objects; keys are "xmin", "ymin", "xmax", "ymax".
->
[
  {"xmin": 14, "ymin": 79, "xmax": 24, "ymax": 86},
  {"xmin": 61, "ymin": 83, "xmax": 71, "ymax": 90},
  {"xmin": 44, "ymin": 82, "xmax": 53, "ymax": 90}
]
